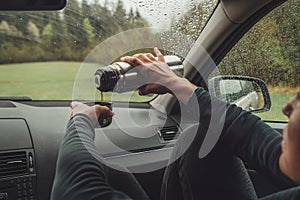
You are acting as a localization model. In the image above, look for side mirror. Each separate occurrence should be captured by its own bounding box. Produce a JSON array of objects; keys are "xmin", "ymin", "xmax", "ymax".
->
[
  {"xmin": 0, "ymin": 0, "xmax": 66, "ymax": 11},
  {"xmin": 208, "ymin": 76, "xmax": 271, "ymax": 113}
]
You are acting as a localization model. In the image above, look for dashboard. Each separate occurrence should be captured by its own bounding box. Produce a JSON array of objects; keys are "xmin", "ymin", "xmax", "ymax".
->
[{"xmin": 0, "ymin": 101, "xmax": 182, "ymax": 200}]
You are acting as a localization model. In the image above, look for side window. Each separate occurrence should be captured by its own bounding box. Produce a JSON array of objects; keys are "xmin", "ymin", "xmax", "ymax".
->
[{"xmin": 218, "ymin": 0, "xmax": 299, "ymax": 122}]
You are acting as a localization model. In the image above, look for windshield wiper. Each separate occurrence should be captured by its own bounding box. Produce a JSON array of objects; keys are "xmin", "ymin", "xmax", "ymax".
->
[{"xmin": 0, "ymin": 96, "xmax": 32, "ymax": 101}]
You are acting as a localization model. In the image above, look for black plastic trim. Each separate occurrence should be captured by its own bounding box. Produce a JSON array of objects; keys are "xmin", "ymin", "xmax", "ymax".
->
[{"xmin": 17, "ymin": 100, "xmax": 151, "ymax": 109}]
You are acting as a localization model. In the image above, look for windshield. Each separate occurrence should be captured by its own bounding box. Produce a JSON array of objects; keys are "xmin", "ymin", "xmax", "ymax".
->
[{"xmin": 0, "ymin": 0, "xmax": 218, "ymax": 101}]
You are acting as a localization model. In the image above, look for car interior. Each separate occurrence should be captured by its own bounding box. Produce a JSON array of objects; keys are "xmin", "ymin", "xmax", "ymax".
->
[{"xmin": 0, "ymin": 0, "xmax": 298, "ymax": 199}]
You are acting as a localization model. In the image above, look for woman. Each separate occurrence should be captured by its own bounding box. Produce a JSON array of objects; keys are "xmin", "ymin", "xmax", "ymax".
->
[{"xmin": 51, "ymin": 48, "xmax": 300, "ymax": 199}]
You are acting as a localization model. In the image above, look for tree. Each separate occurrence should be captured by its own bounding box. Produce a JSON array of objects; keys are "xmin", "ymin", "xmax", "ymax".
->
[
  {"xmin": 64, "ymin": 0, "xmax": 87, "ymax": 49},
  {"xmin": 81, "ymin": 0, "xmax": 92, "ymax": 18},
  {"xmin": 27, "ymin": 21, "xmax": 40, "ymax": 42},
  {"xmin": 83, "ymin": 18, "xmax": 95, "ymax": 45},
  {"xmin": 15, "ymin": 14, "xmax": 30, "ymax": 36},
  {"xmin": 0, "ymin": 21, "xmax": 11, "ymax": 48},
  {"xmin": 133, "ymin": 10, "xmax": 148, "ymax": 28},
  {"xmin": 113, "ymin": 0, "xmax": 128, "ymax": 31},
  {"xmin": 46, "ymin": 12, "xmax": 67, "ymax": 49},
  {"xmin": 41, "ymin": 23, "xmax": 53, "ymax": 49},
  {"xmin": 89, "ymin": 1, "xmax": 116, "ymax": 40},
  {"xmin": 128, "ymin": 8, "xmax": 135, "ymax": 24},
  {"xmin": 270, "ymin": 0, "xmax": 300, "ymax": 87},
  {"xmin": 0, "ymin": 20, "xmax": 11, "ymax": 33}
]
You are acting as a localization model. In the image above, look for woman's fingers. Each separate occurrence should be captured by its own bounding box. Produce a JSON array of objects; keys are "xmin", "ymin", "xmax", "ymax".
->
[
  {"xmin": 70, "ymin": 101, "xmax": 80, "ymax": 109},
  {"xmin": 121, "ymin": 47, "xmax": 163, "ymax": 65},
  {"xmin": 121, "ymin": 55, "xmax": 150, "ymax": 74},
  {"xmin": 145, "ymin": 53, "xmax": 156, "ymax": 61},
  {"xmin": 121, "ymin": 48, "xmax": 172, "ymax": 96},
  {"xmin": 70, "ymin": 102, "xmax": 114, "ymax": 125},
  {"xmin": 120, "ymin": 56, "xmax": 143, "ymax": 67},
  {"xmin": 154, "ymin": 47, "xmax": 165, "ymax": 62}
]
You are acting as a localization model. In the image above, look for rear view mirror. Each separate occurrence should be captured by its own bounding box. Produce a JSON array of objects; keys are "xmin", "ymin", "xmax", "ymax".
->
[
  {"xmin": 209, "ymin": 76, "xmax": 271, "ymax": 113},
  {"xmin": 0, "ymin": 0, "xmax": 66, "ymax": 11}
]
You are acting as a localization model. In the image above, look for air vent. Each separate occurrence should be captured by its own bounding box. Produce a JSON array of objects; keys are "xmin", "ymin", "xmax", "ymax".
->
[
  {"xmin": 0, "ymin": 151, "xmax": 27, "ymax": 178},
  {"xmin": 158, "ymin": 126, "xmax": 180, "ymax": 141}
]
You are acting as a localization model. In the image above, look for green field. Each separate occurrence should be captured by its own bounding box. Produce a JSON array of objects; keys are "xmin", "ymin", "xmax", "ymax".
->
[
  {"xmin": 0, "ymin": 62, "xmax": 81, "ymax": 100},
  {"xmin": 255, "ymin": 91, "xmax": 291, "ymax": 122},
  {"xmin": 0, "ymin": 62, "xmax": 295, "ymax": 121},
  {"xmin": 0, "ymin": 62, "xmax": 152, "ymax": 102}
]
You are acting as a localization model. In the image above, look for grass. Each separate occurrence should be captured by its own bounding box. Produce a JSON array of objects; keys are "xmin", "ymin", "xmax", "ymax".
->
[
  {"xmin": 255, "ymin": 91, "xmax": 291, "ymax": 122},
  {"xmin": 0, "ymin": 62, "xmax": 153, "ymax": 102},
  {"xmin": 255, "ymin": 86, "xmax": 300, "ymax": 122},
  {"xmin": 0, "ymin": 62, "xmax": 80, "ymax": 100},
  {"xmin": 0, "ymin": 62, "xmax": 297, "ymax": 121}
]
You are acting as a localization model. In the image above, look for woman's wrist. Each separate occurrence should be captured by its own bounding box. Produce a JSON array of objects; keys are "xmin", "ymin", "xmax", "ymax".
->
[{"xmin": 168, "ymin": 77, "xmax": 197, "ymax": 104}]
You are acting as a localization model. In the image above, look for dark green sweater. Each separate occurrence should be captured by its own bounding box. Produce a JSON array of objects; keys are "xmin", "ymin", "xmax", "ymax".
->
[
  {"xmin": 188, "ymin": 88, "xmax": 300, "ymax": 199},
  {"xmin": 50, "ymin": 113, "xmax": 136, "ymax": 200}
]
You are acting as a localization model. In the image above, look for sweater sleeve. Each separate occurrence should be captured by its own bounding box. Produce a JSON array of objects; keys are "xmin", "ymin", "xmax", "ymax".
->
[
  {"xmin": 188, "ymin": 88, "xmax": 295, "ymax": 187},
  {"xmin": 50, "ymin": 114, "xmax": 133, "ymax": 200}
]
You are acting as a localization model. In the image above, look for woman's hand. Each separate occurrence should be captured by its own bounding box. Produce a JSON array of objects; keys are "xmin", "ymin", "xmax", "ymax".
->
[
  {"xmin": 121, "ymin": 47, "xmax": 179, "ymax": 95},
  {"xmin": 121, "ymin": 47, "xmax": 197, "ymax": 104},
  {"xmin": 70, "ymin": 102, "xmax": 114, "ymax": 127}
]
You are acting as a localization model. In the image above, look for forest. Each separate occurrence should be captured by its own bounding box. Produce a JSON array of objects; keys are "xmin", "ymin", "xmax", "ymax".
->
[{"xmin": 0, "ymin": 0, "xmax": 148, "ymax": 63}]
